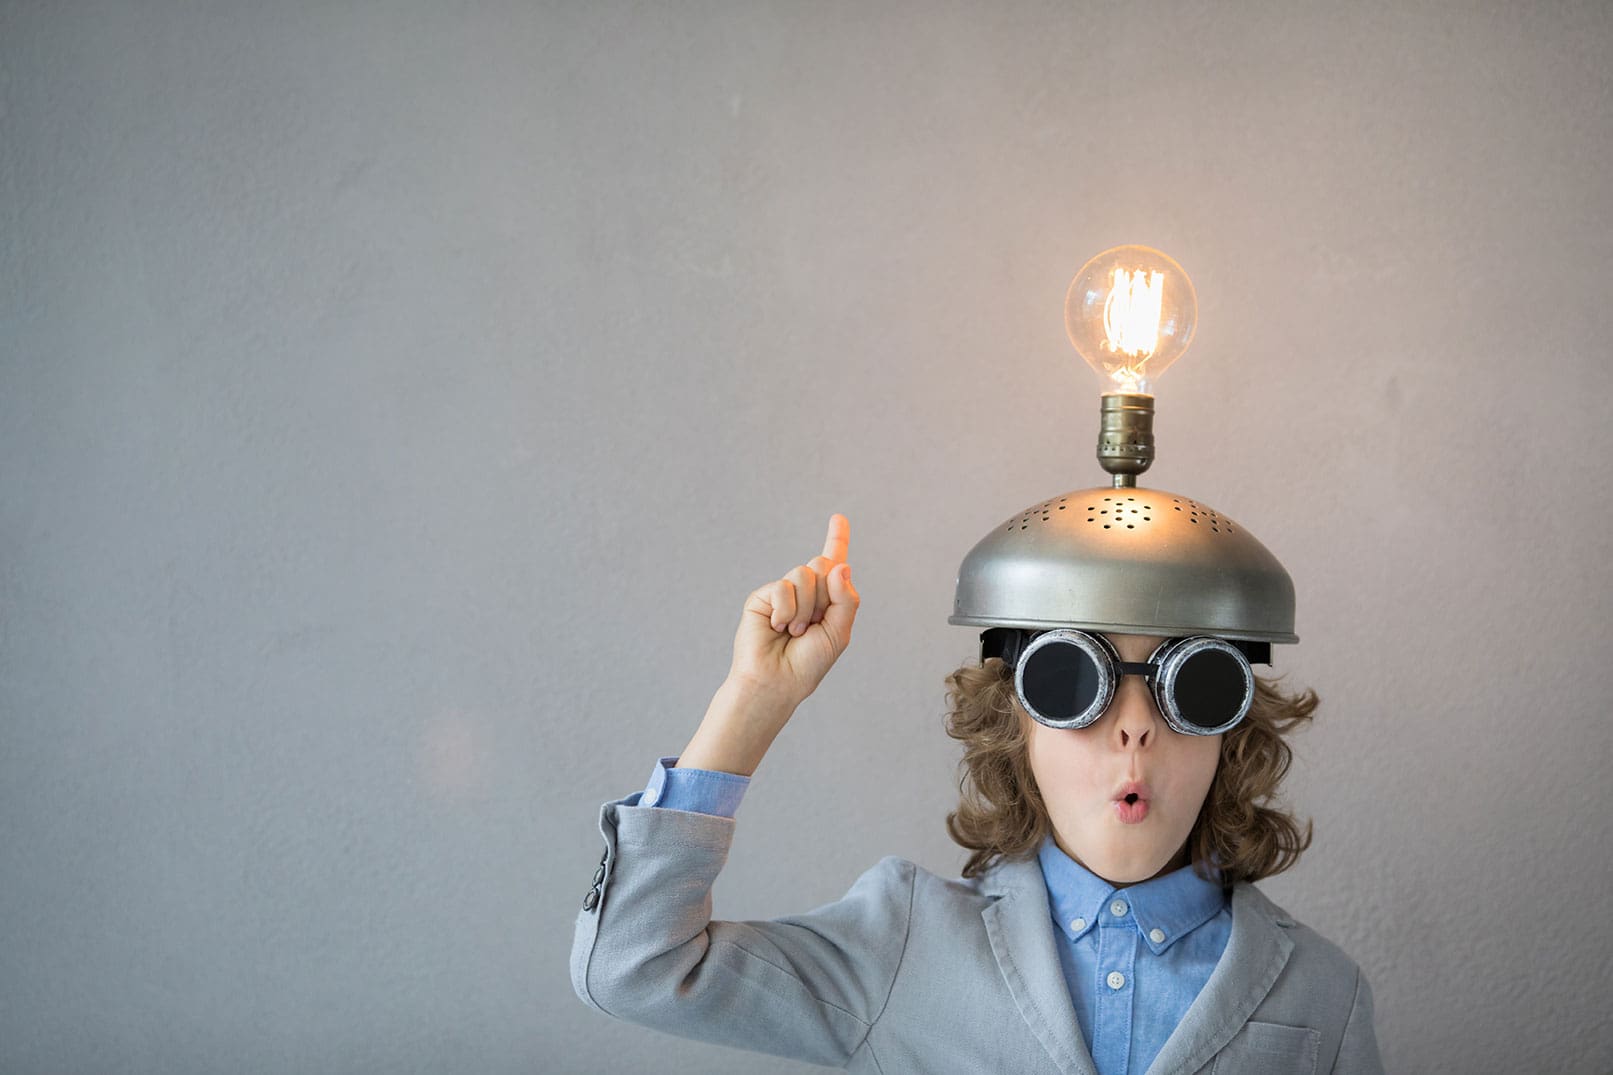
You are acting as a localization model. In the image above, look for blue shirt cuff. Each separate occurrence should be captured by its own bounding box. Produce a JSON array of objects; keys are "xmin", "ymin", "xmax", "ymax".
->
[{"xmin": 639, "ymin": 756, "xmax": 750, "ymax": 818}]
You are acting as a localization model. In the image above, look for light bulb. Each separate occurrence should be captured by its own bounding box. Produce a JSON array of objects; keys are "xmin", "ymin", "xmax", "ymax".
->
[{"xmin": 1064, "ymin": 245, "xmax": 1197, "ymax": 396}]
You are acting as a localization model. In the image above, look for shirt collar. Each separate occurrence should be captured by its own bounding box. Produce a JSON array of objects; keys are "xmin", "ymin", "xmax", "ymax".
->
[{"xmin": 1036, "ymin": 835, "xmax": 1227, "ymax": 954}]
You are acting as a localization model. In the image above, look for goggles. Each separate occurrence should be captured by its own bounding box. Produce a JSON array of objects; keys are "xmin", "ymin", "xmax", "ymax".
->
[{"xmin": 980, "ymin": 628, "xmax": 1266, "ymax": 736}]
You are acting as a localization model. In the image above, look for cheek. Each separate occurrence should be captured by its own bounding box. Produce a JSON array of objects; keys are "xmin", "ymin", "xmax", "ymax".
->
[
  {"xmin": 1024, "ymin": 723, "xmax": 1103, "ymax": 801},
  {"xmin": 1173, "ymin": 736, "xmax": 1222, "ymax": 804}
]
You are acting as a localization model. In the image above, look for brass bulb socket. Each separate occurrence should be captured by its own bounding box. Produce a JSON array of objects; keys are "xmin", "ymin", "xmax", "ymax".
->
[{"xmin": 1096, "ymin": 393, "xmax": 1155, "ymax": 488}]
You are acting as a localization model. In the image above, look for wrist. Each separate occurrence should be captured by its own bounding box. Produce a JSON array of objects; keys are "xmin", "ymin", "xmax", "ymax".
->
[
  {"xmin": 676, "ymin": 678, "xmax": 799, "ymax": 777},
  {"xmin": 718, "ymin": 673, "xmax": 802, "ymax": 717}
]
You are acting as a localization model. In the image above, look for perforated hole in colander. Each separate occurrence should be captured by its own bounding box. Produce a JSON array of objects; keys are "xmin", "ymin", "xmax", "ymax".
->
[
  {"xmin": 1080, "ymin": 494, "xmax": 1156, "ymax": 531},
  {"xmin": 1007, "ymin": 497, "xmax": 1074, "ymax": 532},
  {"xmin": 1170, "ymin": 498, "xmax": 1234, "ymax": 535},
  {"xmin": 1006, "ymin": 495, "xmax": 1234, "ymax": 536}
]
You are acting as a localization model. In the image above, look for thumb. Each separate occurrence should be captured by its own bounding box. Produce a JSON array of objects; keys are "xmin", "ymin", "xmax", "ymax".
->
[{"xmin": 820, "ymin": 563, "xmax": 860, "ymax": 648}]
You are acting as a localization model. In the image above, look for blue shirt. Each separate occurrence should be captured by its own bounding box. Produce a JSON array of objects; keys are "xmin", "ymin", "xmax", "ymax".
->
[
  {"xmin": 635, "ymin": 758, "xmax": 1231, "ymax": 1075},
  {"xmin": 1036, "ymin": 836, "xmax": 1231, "ymax": 1075},
  {"xmin": 637, "ymin": 755, "xmax": 750, "ymax": 816}
]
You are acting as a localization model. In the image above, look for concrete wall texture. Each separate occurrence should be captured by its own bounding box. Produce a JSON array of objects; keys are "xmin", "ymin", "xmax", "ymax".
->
[{"xmin": 3, "ymin": 2, "xmax": 1610, "ymax": 1072}]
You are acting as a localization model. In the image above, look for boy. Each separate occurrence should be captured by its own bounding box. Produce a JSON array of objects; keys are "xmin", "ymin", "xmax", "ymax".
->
[{"xmin": 571, "ymin": 513, "xmax": 1383, "ymax": 1073}]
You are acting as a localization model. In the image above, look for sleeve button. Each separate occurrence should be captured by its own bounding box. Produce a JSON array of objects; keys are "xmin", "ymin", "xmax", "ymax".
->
[
  {"xmin": 593, "ymin": 865, "xmax": 606, "ymax": 886},
  {"xmin": 582, "ymin": 888, "xmax": 600, "ymax": 912}
]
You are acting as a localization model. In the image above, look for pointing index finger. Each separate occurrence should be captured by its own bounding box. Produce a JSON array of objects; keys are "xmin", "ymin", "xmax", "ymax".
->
[{"xmin": 821, "ymin": 513, "xmax": 850, "ymax": 564}]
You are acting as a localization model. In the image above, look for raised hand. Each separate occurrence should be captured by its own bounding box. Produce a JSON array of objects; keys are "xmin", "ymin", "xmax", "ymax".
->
[
  {"xmin": 676, "ymin": 514, "xmax": 861, "ymax": 776},
  {"xmin": 729, "ymin": 513, "xmax": 861, "ymax": 708}
]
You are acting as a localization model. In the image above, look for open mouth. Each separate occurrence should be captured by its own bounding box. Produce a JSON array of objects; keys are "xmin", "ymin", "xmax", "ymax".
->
[
  {"xmin": 1113, "ymin": 781, "xmax": 1151, "ymax": 805},
  {"xmin": 1113, "ymin": 782, "xmax": 1151, "ymax": 823}
]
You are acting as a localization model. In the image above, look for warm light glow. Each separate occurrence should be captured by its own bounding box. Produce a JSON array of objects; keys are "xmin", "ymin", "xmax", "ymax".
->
[
  {"xmin": 1103, "ymin": 268, "xmax": 1164, "ymax": 358},
  {"xmin": 1065, "ymin": 246, "xmax": 1196, "ymax": 396},
  {"xmin": 1100, "ymin": 268, "xmax": 1165, "ymax": 391}
]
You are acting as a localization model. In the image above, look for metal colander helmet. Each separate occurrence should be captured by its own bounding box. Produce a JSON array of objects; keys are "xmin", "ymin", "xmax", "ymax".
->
[{"xmin": 947, "ymin": 483, "xmax": 1296, "ymax": 647}]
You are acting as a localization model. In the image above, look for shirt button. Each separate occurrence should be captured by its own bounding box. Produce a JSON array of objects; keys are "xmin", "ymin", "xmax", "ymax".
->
[
  {"xmin": 1107, "ymin": 971, "xmax": 1126, "ymax": 990},
  {"xmin": 1109, "ymin": 899, "xmax": 1128, "ymax": 917},
  {"xmin": 1070, "ymin": 918, "xmax": 1086, "ymax": 932},
  {"xmin": 1150, "ymin": 928, "xmax": 1166, "ymax": 944},
  {"xmin": 642, "ymin": 788, "xmax": 659, "ymax": 806}
]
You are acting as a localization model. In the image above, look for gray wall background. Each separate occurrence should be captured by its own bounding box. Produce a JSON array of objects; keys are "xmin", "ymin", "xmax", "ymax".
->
[{"xmin": 3, "ymin": 2, "xmax": 1610, "ymax": 1073}]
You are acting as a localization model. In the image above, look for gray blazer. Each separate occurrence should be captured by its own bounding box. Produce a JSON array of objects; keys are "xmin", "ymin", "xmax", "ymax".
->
[{"xmin": 571, "ymin": 799, "xmax": 1384, "ymax": 1074}]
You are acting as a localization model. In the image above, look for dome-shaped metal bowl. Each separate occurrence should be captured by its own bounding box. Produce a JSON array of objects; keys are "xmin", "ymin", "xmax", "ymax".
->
[{"xmin": 949, "ymin": 486, "xmax": 1297, "ymax": 644}]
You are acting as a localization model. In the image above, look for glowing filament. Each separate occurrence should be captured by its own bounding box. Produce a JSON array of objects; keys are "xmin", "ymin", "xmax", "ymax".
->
[{"xmin": 1102, "ymin": 268, "xmax": 1165, "ymax": 362}]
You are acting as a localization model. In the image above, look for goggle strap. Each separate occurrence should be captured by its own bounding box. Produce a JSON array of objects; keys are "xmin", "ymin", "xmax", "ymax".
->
[
  {"xmin": 1235, "ymin": 640, "xmax": 1271, "ymax": 666},
  {"xmin": 981, "ymin": 628, "xmax": 1271, "ymax": 667},
  {"xmin": 979, "ymin": 628, "xmax": 1028, "ymax": 668}
]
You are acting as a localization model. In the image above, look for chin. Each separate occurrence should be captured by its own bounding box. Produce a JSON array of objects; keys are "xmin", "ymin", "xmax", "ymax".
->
[
  {"xmin": 1087, "ymin": 840, "xmax": 1175, "ymax": 885},
  {"xmin": 1092, "ymin": 859, "xmax": 1164, "ymax": 885}
]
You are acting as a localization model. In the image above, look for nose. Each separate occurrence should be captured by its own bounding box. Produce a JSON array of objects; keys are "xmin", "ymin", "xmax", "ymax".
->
[{"xmin": 1109, "ymin": 674, "xmax": 1161, "ymax": 750}]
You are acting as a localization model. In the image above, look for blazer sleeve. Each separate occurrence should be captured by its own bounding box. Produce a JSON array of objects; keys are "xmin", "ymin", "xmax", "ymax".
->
[
  {"xmin": 1330, "ymin": 966, "xmax": 1385, "ymax": 1074},
  {"xmin": 570, "ymin": 797, "xmax": 916, "ymax": 1069}
]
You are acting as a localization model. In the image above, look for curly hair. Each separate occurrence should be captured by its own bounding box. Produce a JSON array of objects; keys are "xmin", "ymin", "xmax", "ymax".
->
[{"xmin": 943, "ymin": 656, "xmax": 1315, "ymax": 885}]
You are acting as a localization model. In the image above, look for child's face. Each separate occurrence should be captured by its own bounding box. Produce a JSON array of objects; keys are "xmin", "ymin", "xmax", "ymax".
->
[{"xmin": 1021, "ymin": 632, "xmax": 1222, "ymax": 887}]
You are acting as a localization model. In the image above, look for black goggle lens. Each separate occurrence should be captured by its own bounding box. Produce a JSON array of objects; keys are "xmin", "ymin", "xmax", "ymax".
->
[
  {"xmin": 1170, "ymin": 646, "xmax": 1250, "ymax": 731},
  {"xmin": 1020, "ymin": 640, "xmax": 1103, "ymax": 724},
  {"xmin": 1004, "ymin": 631, "xmax": 1255, "ymax": 734}
]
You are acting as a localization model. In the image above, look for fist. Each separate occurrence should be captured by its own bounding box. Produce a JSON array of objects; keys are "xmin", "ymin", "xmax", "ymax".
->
[{"xmin": 728, "ymin": 513, "xmax": 861, "ymax": 707}]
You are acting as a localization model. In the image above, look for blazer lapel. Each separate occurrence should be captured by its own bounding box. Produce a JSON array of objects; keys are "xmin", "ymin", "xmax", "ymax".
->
[
  {"xmin": 980, "ymin": 857, "xmax": 1100, "ymax": 1075},
  {"xmin": 1144, "ymin": 882, "xmax": 1295, "ymax": 1075}
]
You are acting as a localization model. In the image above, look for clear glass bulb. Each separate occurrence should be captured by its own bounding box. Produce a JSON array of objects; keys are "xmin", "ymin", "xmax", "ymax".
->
[{"xmin": 1064, "ymin": 245, "xmax": 1197, "ymax": 396}]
